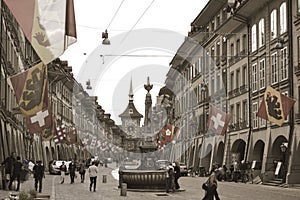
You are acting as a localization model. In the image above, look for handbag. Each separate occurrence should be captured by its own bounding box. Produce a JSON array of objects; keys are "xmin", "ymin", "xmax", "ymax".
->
[{"xmin": 202, "ymin": 183, "xmax": 208, "ymax": 190}]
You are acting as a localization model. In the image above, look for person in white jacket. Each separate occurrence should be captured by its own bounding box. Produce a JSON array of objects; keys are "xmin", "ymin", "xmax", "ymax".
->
[{"xmin": 88, "ymin": 161, "xmax": 98, "ymax": 192}]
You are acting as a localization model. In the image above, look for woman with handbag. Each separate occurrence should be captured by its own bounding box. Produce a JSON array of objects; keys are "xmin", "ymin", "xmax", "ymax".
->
[{"xmin": 202, "ymin": 169, "xmax": 220, "ymax": 200}]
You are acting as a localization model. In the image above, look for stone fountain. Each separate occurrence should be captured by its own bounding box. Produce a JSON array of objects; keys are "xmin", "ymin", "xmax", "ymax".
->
[{"xmin": 119, "ymin": 137, "xmax": 167, "ymax": 191}]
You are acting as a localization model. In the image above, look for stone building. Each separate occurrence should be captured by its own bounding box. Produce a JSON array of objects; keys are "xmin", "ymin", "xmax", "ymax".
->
[
  {"xmin": 166, "ymin": 0, "xmax": 300, "ymax": 185},
  {"xmin": 0, "ymin": 0, "xmax": 112, "ymax": 183}
]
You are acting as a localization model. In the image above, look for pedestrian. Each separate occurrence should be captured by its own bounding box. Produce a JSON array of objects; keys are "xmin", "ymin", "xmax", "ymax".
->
[
  {"xmin": 60, "ymin": 161, "xmax": 67, "ymax": 184},
  {"xmin": 202, "ymin": 169, "xmax": 220, "ymax": 200},
  {"xmin": 165, "ymin": 163, "xmax": 175, "ymax": 193},
  {"xmin": 33, "ymin": 160, "xmax": 45, "ymax": 193},
  {"xmin": 88, "ymin": 161, "xmax": 98, "ymax": 192},
  {"xmin": 232, "ymin": 161, "xmax": 239, "ymax": 182},
  {"xmin": 69, "ymin": 159, "xmax": 76, "ymax": 184},
  {"xmin": 79, "ymin": 160, "xmax": 86, "ymax": 183},
  {"xmin": 8, "ymin": 156, "xmax": 22, "ymax": 191},
  {"xmin": 173, "ymin": 162, "xmax": 181, "ymax": 190},
  {"xmin": 1, "ymin": 152, "xmax": 16, "ymax": 189}
]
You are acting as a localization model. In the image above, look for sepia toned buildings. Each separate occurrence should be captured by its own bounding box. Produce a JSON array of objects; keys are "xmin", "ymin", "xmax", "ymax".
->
[{"xmin": 165, "ymin": 0, "xmax": 300, "ymax": 185}]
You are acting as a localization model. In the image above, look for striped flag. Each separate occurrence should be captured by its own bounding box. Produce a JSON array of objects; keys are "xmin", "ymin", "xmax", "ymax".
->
[{"xmin": 3, "ymin": 0, "xmax": 77, "ymax": 64}]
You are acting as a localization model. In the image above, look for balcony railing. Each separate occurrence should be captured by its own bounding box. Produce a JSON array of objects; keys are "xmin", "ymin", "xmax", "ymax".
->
[
  {"xmin": 295, "ymin": 64, "xmax": 300, "ymax": 76},
  {"xmin": 240, "ymin": 84, "xmax": 248, "ymax": 93}
]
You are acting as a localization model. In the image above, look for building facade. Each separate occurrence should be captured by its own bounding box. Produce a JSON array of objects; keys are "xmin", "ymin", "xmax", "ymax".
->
[{"xmin": 166, "ymin": 0, "xmax": 300, "ymax": 185}]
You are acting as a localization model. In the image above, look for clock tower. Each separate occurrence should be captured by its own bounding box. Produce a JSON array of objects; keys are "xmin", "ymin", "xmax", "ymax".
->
[{"xmin": 119, "ymin": 78, "xmax": 143, "ymax": 137}]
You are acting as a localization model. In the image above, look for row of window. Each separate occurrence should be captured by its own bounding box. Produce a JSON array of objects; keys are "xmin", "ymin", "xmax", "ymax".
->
[
  {"xmin": 252, "ymin": 47, "xmax": 288, "ymax": 92},
  {"xmin": 251, "ymin": 2, "xmax": 287, "ymax": 52}
]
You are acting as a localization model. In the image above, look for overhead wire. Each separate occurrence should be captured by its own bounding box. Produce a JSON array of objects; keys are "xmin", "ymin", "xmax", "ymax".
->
[
  {"xmin": 106, "ymin": 0, "xmax": 126, "ymax": 30},
  {"xmin": 120, "ymin": 0, "xmax": 156, "ymax": 44}
]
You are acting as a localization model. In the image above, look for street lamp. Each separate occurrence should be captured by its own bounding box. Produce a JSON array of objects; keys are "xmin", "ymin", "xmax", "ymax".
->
[{"xmin": 102, "ymin": 29, "xmax": 111, "ymax": 45}]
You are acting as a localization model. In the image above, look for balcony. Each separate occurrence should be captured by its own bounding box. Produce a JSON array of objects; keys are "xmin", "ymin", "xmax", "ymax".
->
[
  {"xmin": 240, "ymin": 120, "xmax": 248, "ymax": 129},
  {"xmin": 295, "ymin": 64, "xmax": 300, "ymax": 76},
  {"xmin": 233, "ymin": 88, "xmax": 240, "ymax": 95},
  {"xmin": 228, "ymin": 57, "xmax": 234, "ymax": 65},
  {"xmin": 239, "ymin": 84, "xmax": 248, "ymax": 93},
  {"xmin": 228, "ymin": 90, "xmax": 233, "ymax": 98}
]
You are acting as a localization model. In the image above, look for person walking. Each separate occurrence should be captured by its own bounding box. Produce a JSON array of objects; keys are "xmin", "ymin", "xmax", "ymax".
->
[
  {"xmin": 1, "ymin": 152, "xmax": 16, "ymax": 189},
  {"xmin": 8, "ymin": 156, "xmax": 22, "ymax": 191},
  {"xmin": 202, "ymin": 169, "xmax": 220, "ymax": 200},
  {"xmin": 165, "ymin": 163, "xmax": 175, "ymax": 193},
  {"xmin": 69, "ymin": 160, "xmax": 76, "ymax": 184},
  {"xmin": 79, "ymin": 160, "xmax": 86, "ymax": 183},
  {"xmin": 33, "ymin": 160, "xmax": 45, "ymax": 193},
  {"xmin": 60, "ymin": 161, "xmax": 67, "ymax": 184},
  {"xmin": 173, "ymin": 162, "xmax": 181, "ymax": 190},
  {"xmin": 88, "ymin": 161, "xmax": 98, "ymax": 192}
]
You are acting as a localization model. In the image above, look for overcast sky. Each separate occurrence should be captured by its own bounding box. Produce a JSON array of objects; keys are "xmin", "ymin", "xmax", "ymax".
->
[{"xmin": 60, "ymin": 0, "xmax": 209, "ymax": 124}]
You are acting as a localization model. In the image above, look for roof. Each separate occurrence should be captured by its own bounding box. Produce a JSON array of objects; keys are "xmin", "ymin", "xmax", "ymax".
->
[{"xmin": 119, "ymin": 100, "xmax": 143, "ymax": 119}]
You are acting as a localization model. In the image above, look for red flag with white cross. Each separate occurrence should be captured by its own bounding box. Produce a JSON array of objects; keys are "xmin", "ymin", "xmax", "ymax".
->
[{"xmin": 208, "ymin": 104, "xmax": 231, "ymax": 136}]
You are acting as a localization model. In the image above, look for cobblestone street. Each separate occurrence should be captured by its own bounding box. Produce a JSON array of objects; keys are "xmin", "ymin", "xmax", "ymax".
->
[{"xmin": 1, "ymin": 164, "xmax": 300, "ymax": 200}]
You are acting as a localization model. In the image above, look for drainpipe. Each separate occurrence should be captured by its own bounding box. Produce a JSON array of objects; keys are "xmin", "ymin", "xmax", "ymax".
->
[
  {"xmin": 245, "ymin": 23, "xmax": 251, "ymax": 162},
  {"xmin": 0, "ymin": 0, "xmax": 5, "ymax": 160},
  {"xmin": 286, "ymin": 0, "xmax": 294, "ymax": 185}
]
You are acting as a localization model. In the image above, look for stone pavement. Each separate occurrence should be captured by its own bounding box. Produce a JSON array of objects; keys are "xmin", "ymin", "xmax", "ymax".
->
[{"xmin": 1, "ymin": 163, "xmax": 300, "ymax": 200}]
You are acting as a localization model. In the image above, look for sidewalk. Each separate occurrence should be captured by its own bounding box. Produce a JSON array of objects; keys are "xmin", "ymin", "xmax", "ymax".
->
[{"xmin": 2, "ymin": 163, "xmax": 299, "ymax": 200}]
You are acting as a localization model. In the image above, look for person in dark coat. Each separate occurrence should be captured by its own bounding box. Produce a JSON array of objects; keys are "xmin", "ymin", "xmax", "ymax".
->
[
  {"xmin": 1, "ymin": 152, "xmax": 16, "ymax": 188},
  {"xmin": 202, "ymin": 170, "xmax": 220, "ymax": 200},
  {"xmin": 8, "ymin": 156, "xmax": 22, "ymax": 191},
  {"xmin": 173, "ymin": 162, "xmax": 181, "ymax": 190},
  {"xmin": 69, "ymin": 159, "xmax": 76, "ymax": 184},
  {"xmin": 33, "ymin": 160, "xmax": 45, "ymax": 193},
  {"xmin": 79, "ymin": 160, "xmax": 86, "ymax": 183}
]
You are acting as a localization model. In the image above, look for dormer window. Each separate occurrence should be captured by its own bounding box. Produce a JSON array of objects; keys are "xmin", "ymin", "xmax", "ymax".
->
[{"xmin": 129, "ymin": 109, "xmax": 133, "ymax": 114}]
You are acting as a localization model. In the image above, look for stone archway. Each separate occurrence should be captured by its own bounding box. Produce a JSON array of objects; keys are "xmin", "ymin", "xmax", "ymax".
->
[
  {"xmin": 45, "ymin": 147, "xmax": 51, "ymax": 171},
  {"xmin": 57, "ymin": 146, "xmax": 61, "ymax": 160},
  {"xmin": 195, "ymin": 143, "xmax": 202, "ymax": 169},
  {"xmin": 231, "ymin": 139, "xmax": 246, "ymax": 162},
  {"xmin": 189, "ymin": 145, "xmax": 195, "ymax": 166},
  {"xmin": 51, "ymin": 147, "xmax": 56, "ymax": 160},
  {"xmin": 202, "ymin": 144, "xmax": 212, "ymax": 173},
  {"xmin": 215, "ymin": 142, "xmax": 225, "ymax": 165},
  {"xmin": 253, "ymin": 140, "xmax": 264, "ymax": 162}
]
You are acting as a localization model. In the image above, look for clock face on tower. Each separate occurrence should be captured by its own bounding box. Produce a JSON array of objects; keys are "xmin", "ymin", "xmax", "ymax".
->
[
  {"xmin": 127, "ymin": 125, "xmax": 135, "ymax": 132},
  {"xmin": 126, "ymin": 121, "xmax": 136, "ymax": 135}
]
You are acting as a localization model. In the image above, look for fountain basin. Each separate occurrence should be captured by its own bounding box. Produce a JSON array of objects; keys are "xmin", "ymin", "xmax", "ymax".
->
[{"xmin": 119, "ymin": 170, "xmax": 167, "ymax": 191}]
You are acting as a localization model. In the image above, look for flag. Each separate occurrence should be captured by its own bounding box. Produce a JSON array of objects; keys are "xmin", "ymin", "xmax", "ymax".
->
[
  {"xmin": 90, "ymin": 135, "xmax": 97, "ymax": 148},
  {"xmin": 41, "ymin": 116, "xmax": 55, "ymax": 141},
  {"xmin": 3, "ymin": 0, "xmax": 77, "ymax": 64},
  {"xmin": 257, "ymin": 86, "xmax": 296, "ymax": 126},
  {"xmin": 208, "ymin": 104, "xmax": 231, "ymax": 136},
  {"xmin": 81, "ymin": 133, "xmax": 91, "ymax": 147},
  {"xmin": 66, "ymin": 128, "xmax": 77, "ymax": 145},
  {"xmin": 9, "ymin": 63, "xmax": 52, "ymax": 133},
  {"xmin": 53, "ymin": 125, "xmax": 66, "ymax": 144},
  {"xmin": 156, "ymin": 124, "xmax": 178, "ymax": 148}
]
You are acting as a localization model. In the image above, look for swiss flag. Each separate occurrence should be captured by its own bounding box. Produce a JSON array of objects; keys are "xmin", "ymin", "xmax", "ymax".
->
[{"xmin": 208, "ymin": 104, "xmax": 231, "ymax": 136}]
